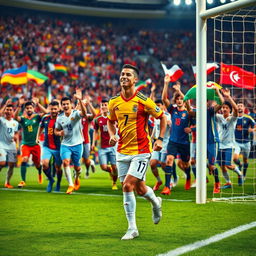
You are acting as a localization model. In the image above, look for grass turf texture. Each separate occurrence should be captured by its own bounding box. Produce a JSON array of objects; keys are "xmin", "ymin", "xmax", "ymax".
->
[{"xmin": 0, "ymin": 165, "xmax": 256, "ymax": 256}]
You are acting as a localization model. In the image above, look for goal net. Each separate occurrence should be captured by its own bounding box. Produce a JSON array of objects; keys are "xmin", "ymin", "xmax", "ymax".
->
[{"xmin": 211, "ymin": 5, "xmax": 256, "ymax": 202}]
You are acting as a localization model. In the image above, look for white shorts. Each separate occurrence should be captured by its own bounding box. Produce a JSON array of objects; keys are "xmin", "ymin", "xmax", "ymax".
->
[
  {"xmin": 116, "ymin": 152, "xmax": 151, "ymax": 182},
  {"xmin": 234, "ymin": 141, "xmax": 251, "ymax": 158},
  {"xmin": 0, "ymin": 148, "xmax": 17, "ymax": 163},
  {"xmin": 151, "ymin": 151, "xmax": 167, "ymax": 163}
]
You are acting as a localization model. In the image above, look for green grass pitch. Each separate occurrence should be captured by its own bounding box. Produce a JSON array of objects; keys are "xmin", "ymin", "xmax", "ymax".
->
[{"xmin": 0, "ymin": 164, "xmax": 256, "ymax": 256}]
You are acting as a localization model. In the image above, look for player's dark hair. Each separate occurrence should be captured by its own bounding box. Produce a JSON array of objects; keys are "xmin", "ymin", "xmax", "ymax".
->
[
  {"xmin": 24, "ymin": 101, "xmax": 34, "ymax": 107},
  {"xmin": 122, "ymin": 64, "xmax": 139, "ymax": 77},
  {"xmin": 237, "ymin": 101, "xmax": 244, "ymax": 105},
  {"xmin": 155, "ymin": 99, "xmax": 163, "ymax": 104},
  {"xmin": 61, "ymin": 96, "xmax": 71, "ymax": 104},
  {"xmin": 49, "ymin": 100, "xmax": 60, "ymax": 106},
  {"xmin": 223, "ymin": 101, "xmax": 232, "ymax": 112},
  {"xmin": 6, "ymin": 104, "xmax": 13, "ymax": 108},
  {"xmin": 101, "ymin": 98, "xmax": 109, "ymax": 103}
]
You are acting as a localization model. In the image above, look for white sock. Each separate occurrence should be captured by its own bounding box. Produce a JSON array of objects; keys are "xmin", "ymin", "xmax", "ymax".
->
[
  {"xmin": 123, "ymin": 192, "xmax": 137, "ymax": 230},
  {"xmin": 142, "ymin": 186, "xmax": 159, "ymax": 208},
  {"xmin": 64, "ymin": 166, "xmax": 74, "ymax": 186},
  {"xmin": 222, "ymin": 171, "xmax": 231, "ymax": 183},
  {"xmin": 233, "ymin": 166, "xmax": 242, "ymax": 176}
]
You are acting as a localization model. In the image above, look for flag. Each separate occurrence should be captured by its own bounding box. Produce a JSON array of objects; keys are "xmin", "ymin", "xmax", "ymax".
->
[
  {"xmin": 192, "ymin": 62, "xmax": 219, "ymax": 78},
  {"xmin": 79, "ymin": 61, "xmax": 86, "ymax": 68},
  {"xmin": 70, "ymin": 74, "xmax": 79, "ymax": 80},
  {"xmin": 161, "ymin": 63, "xmax": 184, "ymax": 82},
  {"xmin": 184, "ymin": 81, "xmax": 223, "ymax": 104},
  {"xmin": 48, "ymin": 63, "xmax": 67, "ymax": 73},
  {"xmin": 27, "ymin": 70, "xmax": 48, "ymax": 86},
  {"xmin": 220, "ymin": 63, "xmax": 256, "ymax": 90},
  {"xmin": 0, "ymin": 65, "xmax": 27, "ymax": 85},
  {"xmin": 135, "ymin": 79, "xmax": 151, "ymax": 92}
]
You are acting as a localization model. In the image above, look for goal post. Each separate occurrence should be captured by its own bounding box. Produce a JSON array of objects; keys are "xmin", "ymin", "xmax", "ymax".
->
[{"xmin": 196, "ymin": 0, "xmax": 256, "ymax": 204}]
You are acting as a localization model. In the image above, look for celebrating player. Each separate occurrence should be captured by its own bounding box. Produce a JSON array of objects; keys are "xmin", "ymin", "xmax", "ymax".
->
[
  {"xmin": 14, "ymin": 97, "xmax": 48, "ymax": 187},
  {"xmin": 233, "ymin": 102, "xmax": 255, "ymax": 179},
  {"xmin": 107, "ymin": 64, "xmax": 166, "ymax": 240},
  {"xmin": 0, "ymin": 99, "xmax": 19, "ymax": 188},
  {"xmin": 92, "ymin": 99, "xmax": 118, "ymax": 190},
  {"xmin": 36, "ymin": 100, "xmax": 63, "ymax": 192},
  {"xmin": 54, "ymin": 89, "xmax": 87, "ymax": 194}
]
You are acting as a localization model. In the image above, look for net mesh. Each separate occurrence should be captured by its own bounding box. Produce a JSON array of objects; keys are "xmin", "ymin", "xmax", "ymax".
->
[{"xmin": 211, "ymin": 6, "xmax": 256, "ymax": 202}]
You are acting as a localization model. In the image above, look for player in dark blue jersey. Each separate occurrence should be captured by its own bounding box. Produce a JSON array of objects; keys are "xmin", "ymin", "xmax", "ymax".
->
[
  {"xmin": 161, "ymin": 76, "xmax": 193, "ymax": 195},
  {"xmin": 36, "ymin": 101, "xmax": 63, "ymax": 192},
  {"xmin": 233, "ymin": 102, "xmax": 255, "ymax": 178}
]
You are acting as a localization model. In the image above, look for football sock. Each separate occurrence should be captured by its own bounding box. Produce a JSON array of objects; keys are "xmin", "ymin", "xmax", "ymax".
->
[
  {"xmin": 172, "ymin": 162, "xmax": 177, "ymax": 181},
  {"xmin": 142, "ymin": 186, "xmax": 159, "ymax": 208},
  {"xmin": 56, "ymin": 170, "xmax": 62, "ymax": 185},
  {"xmin": 212, "ymin": 167, "xmax": 220, "ymax": 183},
  {"xmin": 156, "ymin": 175, "xmax": 162, "ymax": 182},
  {"xmin": 222, "ymin": 171, "xmax": 231, "ymax": 183},
  {"xmin": 164, "ymin": 166, "xmax": 172, "ymax": 188},
  {"xmin": 6, "ymin": 166, "xmax": 14, "ymax": 184},
  {"xmin": 233, "ymin": 166, "xmax": 242, "ymax": 176},
  {"xmin": 234, "ymin": 159, "xmax": 242, "ymax": 169},
  {"xmin": 43, "ymin": 167, "xmax": 53, "ymax": 181},
  {"xmin": 21, "ymin": 162, "xmax": 27, "ymax": 181},
  {"xmin": 192, "ymin": 164, "xmax": 196, "ymax": 178},
  {"xmin": 51, "ymin": 162, "xmax": 56, "ymax": 177},
  {"xmin": 36, "ymin": 165, "xmax": 42, "ymax": 175},
  {"xmin": 64, "ymin": 166, "xmax": 74, "ymax": 186},
  {"xmin": 185, "ymin": 166, "xmax": 191, "ymax": 181},
  {"xmin": 123, "ymin": 191, "xmax": 137, "ymax": 230},
  {"xmin": 243, "ymin": 163, "xmax": 248, "ymax": 177},
  {"xmin": 106, "ymin": 166, "xmax": 112, "ymax": 173}
]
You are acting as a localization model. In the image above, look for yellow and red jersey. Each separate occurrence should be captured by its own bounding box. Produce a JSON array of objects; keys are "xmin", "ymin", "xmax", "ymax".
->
[{"xmin": 108, "ymin": 91, "xmax": 163, "ymax": 155}]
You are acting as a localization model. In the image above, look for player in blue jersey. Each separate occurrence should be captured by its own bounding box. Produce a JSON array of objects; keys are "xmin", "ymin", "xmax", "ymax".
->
[
  {"xmin": 36, "ymin": 101, "xmax": 63, "ymax": 192},
  {"xmin": 216, "ymin": 89, "xmax": 243, "ymax": 188},
  {"xmin": 233, "ymin": 102, "xmax": 255, "ymax": 179},
  {"xmin": 161, "ymin": 75, "xmax": 193, "ymax": 195},
  {"xmin": 54, "ymin": 89, "xmax": 87, "ymax": 194}
]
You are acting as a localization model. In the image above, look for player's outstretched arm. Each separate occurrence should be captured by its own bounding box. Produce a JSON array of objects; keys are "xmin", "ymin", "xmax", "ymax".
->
[
  {"xmin": 153, "ymin": 114, "xmax": 166, "ymax": 151},
  {"xmin": 84, "ymin": 95, "xmax": 97, "ymax": 118},
  {"xmin": 162, "ymin": 75, "xmax": 171, "ymax": 108},
  {"xmin": 149, "ymin": 83, "xmax": 156, "ymax": 101},
  {"xmin": 32, "ymin": 97, "xmax": 48, "ymax": 115},
  {"xmin": 222, "ymin": 88, "xmax": 238, "ymax": 117},
  {"xmin": 213, "ymin": 86, "xmax": 224, "ymax": 113},
  {"xmin": 173, "ymin": 81, "xmax": 185, "ymax": 99},
  {"xmin": 14, "ymin": 97, "xmax": 25, "ymax": 122},
  {"xmin": 74, "ymin": 89, "xmax": 87, "ymax": 117}
]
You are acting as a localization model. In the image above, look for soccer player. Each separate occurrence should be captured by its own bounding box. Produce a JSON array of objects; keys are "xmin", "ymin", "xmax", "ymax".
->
[
  {"xmin": 92, "ymin": 99, "xmax": 118, "ymax": 190},
  {"xmin": 216, "ymin": 89, "xmax": 243, "ymax": 188},
  {"xmin": 149, "ymin": 99, "xmax": 172, "ymax": 191},
  {"xmin": 54, "ymin": 89, "xmax": 87, "ymax": 194},
  {"xmin": 14, "ymin": 97, "xmax": 48, "ymax": 187},
  {"xmin": 233, "ymin": 102, "xmax": 255, "ymax": 179},
  {"xmin": 0, "ymin": 99, "xmax": 19, "ymax": 188},
  {"xmin": 107, "ymin": 64, "xmax": 166, "ymax": 240},
  {"xmin": 161, "ymin": 76, "xmax": 192, "ymax": 195},
  {"xmin": 79, "ymin": 96, "xmax": 96, "ymax": 178},
  {"xmin": 36, "ymin": 101, "xmax": 63, "ymax": 192}
]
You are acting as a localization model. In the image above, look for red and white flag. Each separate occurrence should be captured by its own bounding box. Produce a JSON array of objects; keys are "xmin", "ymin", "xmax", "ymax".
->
[
  {"xmin": 220, "ymin": 63, "xmax": 256, "ymax": 90},
  {"xmin": 161, "ymin": 63, "xmax": 184, "ymax": 82},
  {"xmin": 192, "ymin": 62, "xmax": 219, "ymax": 78}
]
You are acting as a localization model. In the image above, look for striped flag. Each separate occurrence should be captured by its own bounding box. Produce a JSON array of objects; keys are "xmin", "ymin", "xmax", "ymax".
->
[
  {"xmin": 27, "ymin": 70, "xmax": 48, "ymax": 86},
  {"xmin": 0, "ymin": 65, "xmax": 28, "ymax": 85},
  {"xmin": 48, "ymin": 63, "xmax": 68, "ymax": 73},
  {"xmin": 192, "ymin": 62, "xmax": 219, "ymax": 78},
  {"xmin": 135, "ymin": 79, "xmax": 151, "ymax": 92},
  {"xmin": 70, "ymin": 74, "xmax": 79, "ymax": 80},
  {"xmin": 161, "ymin": 63, "xmax": 184, "ymax": 82}
]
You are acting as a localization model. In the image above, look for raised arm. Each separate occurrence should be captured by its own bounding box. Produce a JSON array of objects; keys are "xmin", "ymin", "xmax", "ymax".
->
[
  {"xmin": 149, "ymin": 83, "xmax": 156, "ymax": 101},
  {"xmin": 213, "ymin": 86, "xmax": 224, "ymax": 113},
  {"xmin": 14, "ymin": 97, "xmax": 25, "ymax": 122},
  {"xmin": 222, "ymin": 88, "xmax": 238, "ymax": 117},
  {"xmin": 74, "ymin": 89, "xmax": 87, "ymax": 117},
  {"xmin": 162, "ymin": 75, "xmax": 171, "ymax": 108},
  {"xmin": 32, "ymin": 97, "xmax": 48, "ymax": 115},
  {"xmin": 84, "ymin": 95, "xmax": 97, "ymax": 118}
]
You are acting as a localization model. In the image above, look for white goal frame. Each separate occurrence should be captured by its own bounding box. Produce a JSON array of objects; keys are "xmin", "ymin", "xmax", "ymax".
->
[{"xmin": 196, "ymin": 0, "xmax": 256, "ymax": 204}]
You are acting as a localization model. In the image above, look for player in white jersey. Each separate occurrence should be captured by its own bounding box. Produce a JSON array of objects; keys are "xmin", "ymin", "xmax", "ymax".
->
[
  {"xmin": 150, "ymin": 99, "xmax": 172, "ymax": 191},
  {"xmin": 215, "ymin": 89, "xmax": 243, "ymax": 188},
  {"xmin": 54, "ymin": 89, "xmax": 87, "ymax": 194},
  {"xmin": 0, "ymin": 99, "xmax": 19, "ymax": 188}
]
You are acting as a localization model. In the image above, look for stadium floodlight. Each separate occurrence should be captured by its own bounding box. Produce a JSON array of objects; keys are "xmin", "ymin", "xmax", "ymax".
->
[
  {"xmin": 185, "ymin": 0, "xmax": 193, "ymax": 5},
  {"xmin": 207, "ymin": 0, "xmax": 214, "ymax": 4},
  {"xmin": 173, "ymin": 0, "xmax": 181, "ymax": 6},
  {"xmin": 220, "ymin": 0, "xmax": 226, "ymax": 4}
]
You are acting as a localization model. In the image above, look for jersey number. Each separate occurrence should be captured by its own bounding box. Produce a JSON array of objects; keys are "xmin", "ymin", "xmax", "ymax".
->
[
  {"xmin": 137, "ymin": 161, "xmax": 147, "ymax": 173},
  {"xmin": 123, "ymin": 114, "xmax": 129, "ymax": 126},
  {"xmin": 28, "ymin": 125, "xmax": 33, "ymax": 132},
  {"xmin": 175, "ymin": 118, "xmax": 181, "ymax": 126}
]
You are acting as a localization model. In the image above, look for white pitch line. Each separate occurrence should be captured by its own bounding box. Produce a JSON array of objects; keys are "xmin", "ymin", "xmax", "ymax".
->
[
  {"xmin": 0, "ymin": 188, "xmax": 192, "ymax": 202},
  {"xmin": 157, "ymin": 221, "xmax": 256, "ymax": 256}
]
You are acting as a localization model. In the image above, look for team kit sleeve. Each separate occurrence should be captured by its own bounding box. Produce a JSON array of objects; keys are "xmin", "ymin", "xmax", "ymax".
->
[
  {"xmin": 107, "ymin": 99, "xmax": 117, "ymax": 121},
  {"xmin": 55, "ymin": 117, "xmax": 62, "ymax": 130},
  {"xmin": 144, "ymin": 98, "xmax": 163, "ymax": 119}
]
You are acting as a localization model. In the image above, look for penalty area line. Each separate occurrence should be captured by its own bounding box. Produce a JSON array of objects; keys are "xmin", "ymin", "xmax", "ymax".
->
[
  {"xmin": 157, "ymin": 221, "xmax": 256, "ymax": 256},
  {"xmin": 0, "ymin": 188, "xmax": 192, "ymax": 202}
]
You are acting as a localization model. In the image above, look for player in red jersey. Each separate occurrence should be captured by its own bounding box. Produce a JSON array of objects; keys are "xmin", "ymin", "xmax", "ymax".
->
[{"xmin": 92, "ymin": 99, "xmax": 118, "ymax": 190}]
